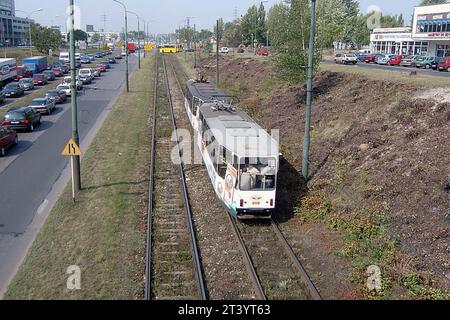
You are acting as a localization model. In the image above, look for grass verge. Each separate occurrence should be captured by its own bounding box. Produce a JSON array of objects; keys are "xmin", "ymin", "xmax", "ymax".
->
[{"xmin": 4, "ymin": 55, "xmax": 154, "ymax": 299}]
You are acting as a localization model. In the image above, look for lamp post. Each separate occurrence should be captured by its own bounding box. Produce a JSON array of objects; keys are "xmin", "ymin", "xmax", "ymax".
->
[
  {"xmin": 113, "ymin": 0, "xmax": 129, "ymax": 92},
  {"xmin": 302, "ymin": 0, "xmax": 317, "ymax": 181},
  {"xmin": 127, "ymin": 10, "xmax": 140, "ymax": 69},
  {"xmin": 142, "ymin": 19, "xmax": 147, "ymax": 58},
  {"xmin": 16, "ymin": 8, "xmax": 43, "ymax": 57}
]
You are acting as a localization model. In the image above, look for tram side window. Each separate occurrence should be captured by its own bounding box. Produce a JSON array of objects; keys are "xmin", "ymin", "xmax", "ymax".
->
[
  {"xmin": 218, "ymin": 147, "xmax": 233, "ymax": 179},
  {"xmin": 239, "ymin": 157, "xmax": 277, "ymax": 191}
]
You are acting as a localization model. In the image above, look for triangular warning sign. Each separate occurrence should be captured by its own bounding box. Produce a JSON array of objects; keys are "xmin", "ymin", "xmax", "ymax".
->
[{"xmin": 61, "ymin": 138, "xmax": 81, "ymax": 156}]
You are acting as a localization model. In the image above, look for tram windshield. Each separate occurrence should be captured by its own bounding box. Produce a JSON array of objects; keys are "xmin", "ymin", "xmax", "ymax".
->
[{"xmin": 239, "ymin": 157, "xmax": 277, "ymax": 191}]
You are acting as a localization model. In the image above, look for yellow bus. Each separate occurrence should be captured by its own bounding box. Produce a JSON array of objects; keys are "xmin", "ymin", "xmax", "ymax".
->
[{"xmin": 159, "ymin": 44, "xmax": 183, "ymax": 53}]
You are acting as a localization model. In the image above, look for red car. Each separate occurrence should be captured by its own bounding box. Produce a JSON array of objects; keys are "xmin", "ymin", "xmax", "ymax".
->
[
  {"xmin": 32, "ymin": 74, "xmax": 48, "ymax": 86},
  {"xmin": 364, "ymin": 54, "xmax": 376, "ymax": 63},
  {"xmin": 51, "ymin": 67, "xmax": 64, "ymax": 77},
  {"xmin": 437, "ymin": 57, "xmax": 450, "ymax": 71},
  {"xmin": 14, "ymin": 66, "xmax": 33, "ymax": 81},
  {"xmin": 96, "ymin": 64, "xmax": 106, "ymax": 73},
  {"xmin": 389, "ymin": 55, "xmax": 403, "ymax": 66},
  {"xmin": 0, "ymin": 125, "xmax": 18, "ymax": 156},
  {"xmin": 257, "ymin": 49, "xmax": 269, "ymax": 56}
]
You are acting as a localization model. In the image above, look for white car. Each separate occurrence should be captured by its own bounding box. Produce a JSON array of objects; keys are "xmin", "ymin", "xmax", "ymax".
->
[
  {"xmin": 63, "ymin": 76, "xmax": 83, "ymax": 90},
  {"xmin": 78, "ymin": 68, "xmax": 94, "ymax": 81},
  {"xmin": 56, "ymin": 84, "xmax": 72, "ymax": 96},
  {"xmin": 122, "ymin": 50, "xmax": 127, "ymax": 56},
  {"xmin": 219, "ymin": 47, "xmax": 229, "ymax": 54}
]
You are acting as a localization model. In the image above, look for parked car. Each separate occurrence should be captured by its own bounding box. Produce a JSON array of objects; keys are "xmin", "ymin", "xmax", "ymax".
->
[
  {"xmin": 96, "ymin": 64, "xmax": 106, "ymax": 73},
  {"xmin": 56, "ymin": 84, "xmax": 72, "ymax": 96},
  {"xmin": 90, "ymin": 68, "xmax": 101, "ymax": 77},
  {"xmin": 100, "ymin": 61, "xmax": 111, "ymax": 69},
  {"xmin": 400, "ymin": 55, "xmax": 417, "ymax": 67},
  {"xmin": 46, "ymin": 90, "xmax": 67, "ymax": 104},
  {"xmin": 2, "ymin": 83, "xmax": 25, "ymax": 98},
  {"xmin": 2, "ymin": 107, "xmax": 41, "ymax": 132},
  {"xmin": 42, "ymin": 70, "xmax": 56, "ymax": 81},
  {"xmin": 18, "ymin": 78, "xmax": 34, "ymax": 91},
  {"xmin": 50, "ymin": 68, "xmax": 64, "ymax": 77},
  {"xmin": 437, "ymin": 57, "xmax": 450, "ymax": 71},
  {"xmin": 334, "ymin": 53, "xmax": 358, "ymax": 64},
  {"xmin": 377, "ymin": 54, "xmax": 395, "ymax": 65},
  {"xmin": 219, "ymin": 47, "xmax": 230, "ymax": 54},
  {"xmin": 257, "ymin": 49, "xmax": 269, "ymax": 56},
  {"xmin": 373, "ymin": 53, "xmax": 385, "ymax": 64},
  {"xmin": 63, "ymin": 76, "xmax": 83, "ymax": 90},
  {"xmin": 389, "ymin": 55, "xmax": 403, "ymax": 66},
  {"xmin": 29, "ymin": 97, "xmax": 56, "ymax": 115},
  {"xmin": 415, "ymin": 56, "xmax": 439, "ymax": 69},
  {"xmin": 0, "ymin": 125, "xmax": 18, "ymax": 156},
  {"xmin": 32, "ymin": 74, "xmax": 48, "ymax": 86},
  {"xmin": 80, "ymin": 56, "xmax": 91, "ymax": 64},
  {"xmin": 356, "ymin": 52, "xmax": 366, "ymax": 61},
  {"xmin": 364, "ymin": 54, "xmax": 376, "ymax": 63}
]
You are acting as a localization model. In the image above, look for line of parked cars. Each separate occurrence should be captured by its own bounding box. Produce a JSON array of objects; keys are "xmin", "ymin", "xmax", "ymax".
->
[
  {"xmin": 360, "ymin": 52, "xmax": 450, "ymax": 71},
  {"xmin": 0, "ymin": 51, "xmax": 121, "ymax": 157}
]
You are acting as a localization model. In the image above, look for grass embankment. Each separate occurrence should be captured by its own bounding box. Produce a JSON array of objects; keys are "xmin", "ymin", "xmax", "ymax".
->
[{"xmin": 5, "ymin": 55, "xmax": 154, "ymax": 299}]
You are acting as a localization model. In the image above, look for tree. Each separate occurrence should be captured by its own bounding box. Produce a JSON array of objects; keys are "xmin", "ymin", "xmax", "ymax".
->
[
  {"xmin": 30, "ymin": 22, "xmax": 63, "ymax": 53},
  {"xmin": 222, "ymin": 21, "xmax": 242, "ymax": 47},
  {"xmin": 267, "ymin": 0, "xmax": 321, "ymax": 83},
  {"xmin": 241, "ymin": 5, "xmax": 258, "ymax": 45},
  {"xmin": 91, "ymin": 33, "xmax": 100, "ymax": 44}
]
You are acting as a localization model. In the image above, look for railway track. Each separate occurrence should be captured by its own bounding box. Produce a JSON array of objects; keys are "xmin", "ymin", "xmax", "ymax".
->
[
  {"xmin": 144, "ymin": 53, "xmax": 206, "ymax": 300},
  {"xmin": 168, "ymin": 55, "xmax": 322, "ymax": 300}
]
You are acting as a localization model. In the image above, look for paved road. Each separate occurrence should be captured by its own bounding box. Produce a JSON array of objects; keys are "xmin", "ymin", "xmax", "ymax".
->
[
  {"xmin": 0, "ymin": 52, "xmax": 139, "ymax": 296},
  {"xmin": 324, "ymin": 59, "xmax": 450, "ymax": 78}
]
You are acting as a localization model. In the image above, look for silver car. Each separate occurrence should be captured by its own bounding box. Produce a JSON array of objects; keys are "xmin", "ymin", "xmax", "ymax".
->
[
  {"xmin": 29, "ymin": 97, "xmax": 56, "ymax": 115},
  {"xmin": 18, "ymin": 78, "xmax": 34, "ymax": 91}
]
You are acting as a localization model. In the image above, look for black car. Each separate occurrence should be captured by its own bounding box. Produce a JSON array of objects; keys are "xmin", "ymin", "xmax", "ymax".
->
[
  {"xmin": 46, "ymin": 90, "xmax": 67, "ymax": 104},
  {"xmin": 108, "ymin": 57, "xmax": 116, "ymax": 64},
  {"xmin": 2, "ymin": 83, "xmax": 25, "ymax": 98},
  {"xmin": 95, "ymin": 52, "xmax": 103, "ymax": 58},
  {"xmin": 42, "ymin": 70, "xmax": 56, "ymax": 81},
  {"xmin": 2, "ymin": 107, "xmax": 41, "ymax": 132}
]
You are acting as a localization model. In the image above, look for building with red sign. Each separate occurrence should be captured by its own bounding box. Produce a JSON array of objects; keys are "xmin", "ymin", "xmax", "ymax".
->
[{"xmin": 370, "ymin": 3, "xmax": 450, "ymax": 57}]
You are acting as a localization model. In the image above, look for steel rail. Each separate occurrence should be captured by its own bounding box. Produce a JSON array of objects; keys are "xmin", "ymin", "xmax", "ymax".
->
[
  {"xmin": 162, "ymin": 56, "xmax": 207, "ymax": 300},
  {"xmin": 271, "ymin": 220, "xmax": 322, "ymax": 300},
  {"xmin": 144, "ymin": 53, "xmax": 159, "ymax": 300}
]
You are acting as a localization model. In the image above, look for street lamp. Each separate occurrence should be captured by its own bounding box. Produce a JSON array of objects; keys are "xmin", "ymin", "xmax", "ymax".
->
[
  {"xmin": 127, "ymin": 10, "xmax": 140, "ymax": 69},
  {"xmin": 16, "ymin": 8, "xmax": 43, "ymax": 57},
  {"xmin": 113, "ymin": 0, "xmax": 129, "ymax": 92}
]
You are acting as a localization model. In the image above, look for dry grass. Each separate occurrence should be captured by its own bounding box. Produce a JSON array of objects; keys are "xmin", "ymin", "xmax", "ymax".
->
[{"xmin": 4, "ymin": 55, "xmax": 154, "ymax": 300}]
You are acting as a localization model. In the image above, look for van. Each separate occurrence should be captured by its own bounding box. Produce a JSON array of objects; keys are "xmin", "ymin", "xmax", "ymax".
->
[{"xmin": 59, "ymin": 52, "xmax": 69, "ymax": 63}]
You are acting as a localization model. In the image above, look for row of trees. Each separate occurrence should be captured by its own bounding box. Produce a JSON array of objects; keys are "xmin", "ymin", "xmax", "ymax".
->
[{"xmin": 30, "ymin": 23, "xmax": 64, "ymax": 53}]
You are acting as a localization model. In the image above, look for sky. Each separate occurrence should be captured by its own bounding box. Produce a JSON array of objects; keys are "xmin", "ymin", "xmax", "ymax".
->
[{"xmin": 15, "ymin": 0, "xmax": 422, "ymax": 34}]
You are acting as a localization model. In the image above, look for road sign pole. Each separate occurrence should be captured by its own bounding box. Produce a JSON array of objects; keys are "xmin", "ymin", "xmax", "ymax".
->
[
  {"xmin": 69, "ymin": 0, "xmax": 81, "ymax": 194},
  {"xmin": 302, "ymin": 0, "xmax": 317, "ymax": 182}
]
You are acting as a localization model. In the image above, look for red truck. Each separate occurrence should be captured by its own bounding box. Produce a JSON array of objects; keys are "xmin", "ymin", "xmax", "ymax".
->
[{"xmin": 127, "ymin": 43, "xmax": 136, "ymax": 53}]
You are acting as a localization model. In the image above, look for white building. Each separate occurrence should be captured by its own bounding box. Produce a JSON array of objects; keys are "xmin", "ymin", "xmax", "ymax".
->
[{"xmin": 370, "ymin": 3, "xmax": 450, "ymax": 57}]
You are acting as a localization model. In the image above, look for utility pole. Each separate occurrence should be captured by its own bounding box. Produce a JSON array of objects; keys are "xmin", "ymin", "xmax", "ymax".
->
[
  {"xmin": 114, "ymin": 0, "xmax": 129, "ymax": 92},
  {"xmin": 193, "ymin": 24, "xmax": 197, "ymax": 68},
  {"xmin": 302, "ymin": 0, "xmax": 317, "ymax": 181},
  {"xmin": 69, "ymin": 0, "xmax": 81, "ymax": 194},
  {"xmin": 216, "ymin": 19, "xmax": 219, "ymax": 86}
]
